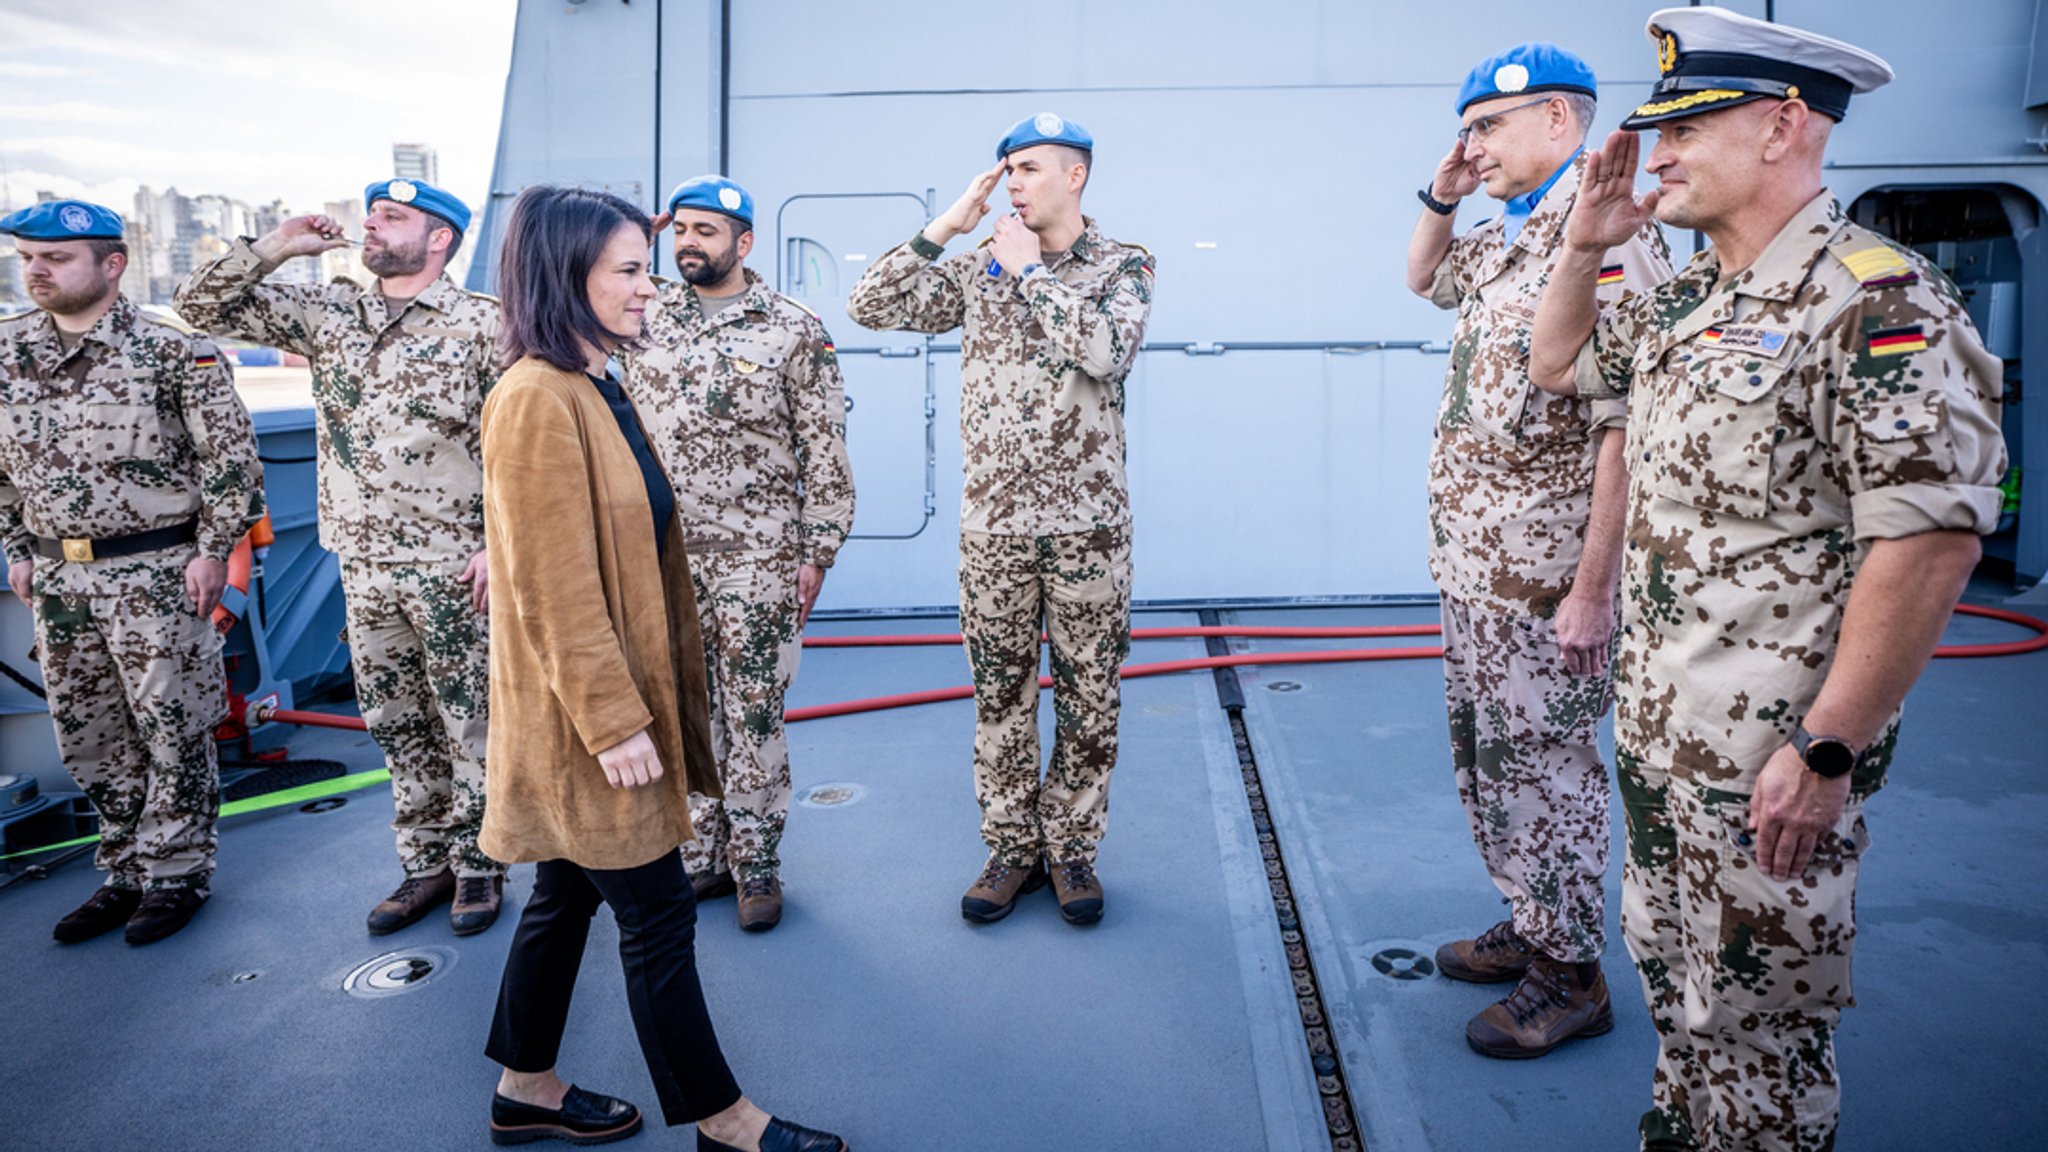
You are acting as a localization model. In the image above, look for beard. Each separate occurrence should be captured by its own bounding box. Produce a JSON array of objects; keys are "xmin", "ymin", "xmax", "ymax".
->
[
  {"xmin": 364, "ymin": 232, "xmax": 431, "ymax": 278},
  {"xmin": 30, "ymin": 277, "xmax": 114, "ymax": 318},
  {"xmin": 676, "ymin": 244, "xmax": 740, "ymax": 288}
]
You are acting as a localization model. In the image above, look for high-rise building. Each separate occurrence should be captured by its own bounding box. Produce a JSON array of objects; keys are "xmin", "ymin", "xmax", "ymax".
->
[
  {"xmin": 392, "ymin": 143, "xmax": 439, "ymax": 186},
  {"xmin": 320, "ymin": 198, "xmax": 369, "ymax": 287}
]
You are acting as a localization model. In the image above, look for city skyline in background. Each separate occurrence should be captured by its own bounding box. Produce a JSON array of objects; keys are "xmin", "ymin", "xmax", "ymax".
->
[
  {"xmin": 0, "ymin": 143, "xmax": 462, "ymax": 312},
  {"xmin": 0, "ymin": 0, "xmax": 514, "ymax": 307}
]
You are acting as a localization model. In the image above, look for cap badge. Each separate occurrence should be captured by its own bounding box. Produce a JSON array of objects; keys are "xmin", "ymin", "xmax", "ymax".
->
[
  {"xmin": 59, "ymin": 205, "xmax": 93, "ymax": 233},
  {"xmin": 1493, "ymin": 63, "xmax": 1529, "ymax": 93},
  {"xmin": 389, "ymin": 179, "xmax": 418, "ymax": 204},
  {"xmin": 1657, "ymin": 31, "xmax": 1678, "ymax": 75},
  {"xmin": 718, "ymin": 187, "xmax": 743, "ymax": 211},
  {"xmin": 1034, "ymin": 112, "xmax": 1064, "ymax": 135}
]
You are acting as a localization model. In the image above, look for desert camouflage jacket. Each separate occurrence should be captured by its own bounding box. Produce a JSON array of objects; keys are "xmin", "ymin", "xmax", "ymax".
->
[
  {"xmin": 1578, "ymin": 192, "xmax": 2007, "ymax": 791},
  {"xmin": 175, "ymin": 238, "xmax": 498, "ymax": 564},
  {"xmin": 1, "ymin": 295, "xmax": 264, "ymax": 569},
  {"xmin": 1428, "ymin": 153, "xmax": 1674, "ymax": 617},
  {"xmin": 848, "ymin": 217, "xmax": 1153, "ymax": 536},
  {"xmin": 621, "ymin": 269, "xmax": 855, "ymax": 566}
]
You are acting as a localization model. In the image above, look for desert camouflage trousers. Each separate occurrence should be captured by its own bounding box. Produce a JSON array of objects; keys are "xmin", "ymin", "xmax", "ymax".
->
[
  {"xmin": 959, "ymin": 526, "xmax": 1132, "ymax": 867},
  {"xmin": 1619, "ymin": 751, "xmax": 1869, "ymax": 1152},
  {"xmin": 31, "ymin": 552, "xmax": 223, "ymax": 894},
  {"xmin": 340, "ymin": 556, "xmax": 499, "ymax": 879},
  {"xmin": 1439, "ymin": 595, "xmax": 1613, "ymax": 963},
  {"xmin": 678, "ymin": 547, "xmax": 803, "ymax": 881}
]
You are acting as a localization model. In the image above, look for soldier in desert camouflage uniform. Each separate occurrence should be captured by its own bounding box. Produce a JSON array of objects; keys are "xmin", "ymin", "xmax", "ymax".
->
[
  {"xmin": 1405, "ymin": 42, "xmax": 1673, "ymax": 1058},
  {"xmin": 622, "ymin": 176, "xmax": 855, "ymax": 933},
  {"xmin": 175, "ymin": 178, "xmax": 507, "ymax": 936},
  {"xmin": 850, "ymin": 113, "xmax": 1153, "ymax": 926},
  {"xmin": 1530, "ymin": 9, "xmax": 2007, "ymax": 1149},
  {"xmin": 1, "ymin": 199, "xmax": 264, "ymax": 945}
]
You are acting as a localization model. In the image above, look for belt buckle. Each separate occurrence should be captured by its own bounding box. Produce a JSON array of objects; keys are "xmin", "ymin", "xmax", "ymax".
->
[{"xmin": 60, "ymin": 537, "xmax": 95, "ymax": 564}]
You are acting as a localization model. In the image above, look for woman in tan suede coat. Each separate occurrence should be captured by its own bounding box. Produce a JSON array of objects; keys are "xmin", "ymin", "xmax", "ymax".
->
[{"xmin": 478, "ymin": 185, "xmax": 846, "ymax": 1152}]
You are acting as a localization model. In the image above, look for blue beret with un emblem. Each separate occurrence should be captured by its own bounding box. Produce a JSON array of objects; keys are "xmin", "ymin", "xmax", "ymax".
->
[
  {"xmin": 0, "ymin": 199, "xmax": 126, "ymax": 241},
  {"xmin": 1456, "ymin": 43, "xmax": 1598, "ymax": 115},
  {"xmin": 997, "ymin": 112, "xmax": 1093, "ymax": 160},
  {"xmin": 364, "ymin": 179, "xmax": 472, "ymax": 233},
  {"xmin": 667, "ymin": 176, "xmax": 754, "ymax": 227}
]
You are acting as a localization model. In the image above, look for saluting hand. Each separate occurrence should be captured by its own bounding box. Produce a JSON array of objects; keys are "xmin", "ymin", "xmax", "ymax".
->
[
  {"xmin": 596, "ymin": 728, "xmax": 665, "ymax": 789},
  {"xmin": 251, "ymin": 215, "xmax": 352, "ymax": 264},
  {"xmin": 1431, "ymin": 139, "xmax": 1481, "ymax": 203},
  {"xmin": 1566, "ymin": 130, "xmax": 1660, "ymax": 255},
  {"xmin": 925, "ymin": 163, "xmax": 1006, "ymax": 245},
  {"xmin": 990, "ymin": 215, "xmax": 1041, "ymax": 279}
]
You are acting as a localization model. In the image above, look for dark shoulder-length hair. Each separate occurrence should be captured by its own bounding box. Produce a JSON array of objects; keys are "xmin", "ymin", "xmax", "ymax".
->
[{"xmin": 495, "ymin": 185, "xmax": 654, "ymax": 373}]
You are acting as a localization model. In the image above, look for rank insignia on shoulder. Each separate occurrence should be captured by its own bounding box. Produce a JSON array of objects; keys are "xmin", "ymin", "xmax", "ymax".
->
[
  {"xmin": 1597, "ymin": 264, "xmax": 1625, "ymax": 286},
  {"xmin": 1868, "ymin": 324, "xmax": 1926, "ymax": 357},
  {"xmin": 1835, "ymin": 241, "xmax": 1919, "ymax": 288}
]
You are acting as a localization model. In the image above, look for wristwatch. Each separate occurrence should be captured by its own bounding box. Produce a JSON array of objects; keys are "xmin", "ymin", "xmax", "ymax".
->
[
  {"xmin": 1791, "ymin": 723, "xmax": 1859, "ymax": 779},
  {"xmin": 1417, "ymin": 187, "xmax": 1458, "ymax": 216},
  {"xmin": 1017, "ymin": 262, "xmax": 1043, "ymax": 279}
]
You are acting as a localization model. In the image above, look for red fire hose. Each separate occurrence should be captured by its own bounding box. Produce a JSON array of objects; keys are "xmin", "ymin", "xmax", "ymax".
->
[{"xmin": 254, "ymin": 605, "xmax": 2045, "ymax": 733}]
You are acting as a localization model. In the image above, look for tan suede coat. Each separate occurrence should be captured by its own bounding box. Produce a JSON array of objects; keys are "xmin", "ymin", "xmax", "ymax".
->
[{"xmin": 476, "ymin": 355, "xmax": 719, "ymax": 870}]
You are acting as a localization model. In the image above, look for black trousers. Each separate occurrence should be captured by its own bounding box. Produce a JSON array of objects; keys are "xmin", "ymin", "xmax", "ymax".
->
[{"xmin": 485, "ymin": 852, "xmax": 743, "ymax": 1126}]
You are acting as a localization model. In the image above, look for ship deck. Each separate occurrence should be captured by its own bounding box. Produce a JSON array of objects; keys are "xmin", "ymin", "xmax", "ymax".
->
[{"xmin": 3, "ymin": 594, "xmax": 2045, "ymax": 1152}]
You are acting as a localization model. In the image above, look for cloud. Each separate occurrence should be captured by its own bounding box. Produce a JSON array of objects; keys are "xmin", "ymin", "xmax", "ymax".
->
[
  {"xmin": 0, "ymin": 101, "xmax": 133, "ymax": 125},
  {"xmin": 0, "ymin": 0, "xmax": 515, "ymax": 219},
  {"xmin": 0, "ymin": 62, "xmax": 71, "ymax": 79}
]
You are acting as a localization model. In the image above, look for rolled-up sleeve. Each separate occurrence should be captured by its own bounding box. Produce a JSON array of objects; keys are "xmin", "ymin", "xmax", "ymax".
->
[{"xmin": 1834, "ymin": 280, "xmax": 2007, "ymax": 540}]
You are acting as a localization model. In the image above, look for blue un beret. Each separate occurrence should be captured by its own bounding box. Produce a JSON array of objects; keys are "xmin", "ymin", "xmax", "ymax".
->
[
  {"xmin": 997, "ymin": 112, "xmax": 1093, "ymax": 161},
  {"xmin": 0, "ymin": 199, "xmax": 125, "ymax": 241},
  {"xmin": 1456, "ymin": 43, "xmax": 1598, "ymax": 115},
  {"xmin": 667, "ymin": 176, "xmax": 753, "ymax": 227},
  {"xmin": 364, "ymin": 179, "xmax": 471, "ymax": 234}
]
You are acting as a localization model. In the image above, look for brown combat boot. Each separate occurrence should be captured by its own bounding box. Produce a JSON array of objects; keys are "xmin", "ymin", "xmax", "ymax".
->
[
  {"xmin": 450, "ymin": 875, "xmax": 504, "ymax": 937},
  {"xmin": 960, "ymin": 855, "xmax": 1047, "ymax": 924},
  {"xmin": 1048, "ymin": 858, "xmax": 1105, "ymax": 925},
  {"xmin": 1465, "ymin": 956, "xmax": 1613, "ymax": 1059},
  {"xmin": 367, "ymin": 870, "xmax": 455, "ymax": 935},
  {"xmin": 1435, "ymin": 919, "xmax": 1539, "ymax": 983},
  {"xmin": 737, "ymin": 875, "xmax": 783, "ymax": 933}
]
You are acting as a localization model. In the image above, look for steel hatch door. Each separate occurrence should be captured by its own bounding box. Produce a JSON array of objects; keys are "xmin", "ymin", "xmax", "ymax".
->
[{"xmin": 775, "ymin": 191, "xmax": 936, "ymax": 540}]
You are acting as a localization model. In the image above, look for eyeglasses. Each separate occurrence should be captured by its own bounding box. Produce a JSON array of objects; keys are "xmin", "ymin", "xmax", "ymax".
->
[{"xmin": 1457, "ymin": 96, "xmax": 1557, "ymax": 145}]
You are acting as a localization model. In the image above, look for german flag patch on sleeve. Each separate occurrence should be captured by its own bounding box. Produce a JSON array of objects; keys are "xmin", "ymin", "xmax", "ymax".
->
[
  {"xmin": 1868, "ymin": 325, "xmax": 1927, "ymax": 357},
  {"xmin": 1597, "ymin": 264, "xmax": 1625, "ymax": 286},
  {"xmin": 193, "ymin": 353, "xmax": 220, "ymax": 369}
]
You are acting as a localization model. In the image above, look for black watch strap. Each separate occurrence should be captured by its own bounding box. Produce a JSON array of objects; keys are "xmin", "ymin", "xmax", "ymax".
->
[
  {"xmin": 1792, "ymin": 723, "xmax": 1859, "ymax": 779},
  {"xmin": 1417, "ymin": 187, "xmax": 1458, "ymax": 216}
]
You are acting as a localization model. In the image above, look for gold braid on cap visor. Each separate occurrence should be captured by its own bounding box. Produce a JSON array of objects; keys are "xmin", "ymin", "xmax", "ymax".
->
[{"xmin": 1631, "ymin": 88, "xmax": 1746, "ymax": 117}]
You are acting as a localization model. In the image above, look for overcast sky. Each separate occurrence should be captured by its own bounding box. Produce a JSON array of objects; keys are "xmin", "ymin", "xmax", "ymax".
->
[{"xmin": 0, "ymin": 0, "xmax": 517, "ymax": 220}]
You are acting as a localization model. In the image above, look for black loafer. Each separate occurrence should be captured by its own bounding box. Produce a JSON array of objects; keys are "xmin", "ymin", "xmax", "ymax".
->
[
  {"xmin": 491, "ymin": 1085, "xmax": 643, "ymax": 1146},
  {"xmin": 698, "ymin": 1115, "xmax": 847, "ymax": 1152}
]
